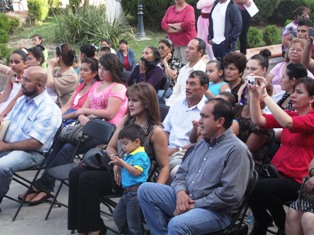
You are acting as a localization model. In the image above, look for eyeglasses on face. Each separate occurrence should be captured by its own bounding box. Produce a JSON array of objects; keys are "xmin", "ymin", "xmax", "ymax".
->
[{"xmin": 289, "ymin": 48, "xmax": 303, "ymax": 53}]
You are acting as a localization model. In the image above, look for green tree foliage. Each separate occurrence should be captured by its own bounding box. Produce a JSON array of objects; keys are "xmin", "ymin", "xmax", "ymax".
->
[
  {"xmin": 27, "ymin": 0, "xmax": 49, "ymax": 23},
  {"xmin": 263, "ymin": 25, "xmax": 281, "ymax": 45},
  {"xmin": 121, "ymin": 0, "xmax": 197, "ymax": 31},
  {"xmin": 247, "ymin": 27, "xmax": 262, "ymax": 48},
  {"xmin": 267, "ymin": 0, "xmax": 314, "ymax": 25},
  {"xmin": 0, "ymin": 14, "xmax": 19, "ymax": 59},
  {"xmin": 252, "ymin": 0, "xmax": 282, "ymax": 24},
  {"xmin": 55, "ymin": 5, "xmax": 134, "ymax": 48}
]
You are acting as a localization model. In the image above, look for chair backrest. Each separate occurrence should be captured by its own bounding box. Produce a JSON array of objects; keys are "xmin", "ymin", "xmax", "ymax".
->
[
  {"xmin": 226, "ymin": 170, "xmax": 259, "ymax": 232},
  {"xmin": 159, "ymin": 104, "xmax": 170, "ymax": 122},
  {"xmin": 159, "ymin": 75, "xmax": 171, "ymax": 91},
  {"xmin": 82, "ymin": 119, "xmax": 116, "ymax": 143}
]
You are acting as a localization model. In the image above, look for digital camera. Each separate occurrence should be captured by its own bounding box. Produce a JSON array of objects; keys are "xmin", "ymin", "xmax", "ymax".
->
[{"xmin": 246, "ymin": 75, "xmax": 256, "ymax": 86}]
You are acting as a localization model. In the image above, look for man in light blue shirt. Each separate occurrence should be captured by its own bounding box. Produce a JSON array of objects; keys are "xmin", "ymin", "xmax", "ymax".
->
[{"xmin": 0, "ymin": 66, "xmax": 62, "ymax": 205}]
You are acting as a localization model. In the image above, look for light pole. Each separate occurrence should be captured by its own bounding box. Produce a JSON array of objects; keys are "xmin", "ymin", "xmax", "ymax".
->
[{"xmin": 136, "ymin": 0, "xmax": 146, "ymax": 39}]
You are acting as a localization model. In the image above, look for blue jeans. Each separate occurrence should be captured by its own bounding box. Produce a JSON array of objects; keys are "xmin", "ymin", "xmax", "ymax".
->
[
  {"xmin": 138, "ymin": 183, "xmax": 231, "ymax": 235},
  {"xmin": 113, "ymin": 191, "xmax": 144, "ymax": 235},
  {"xmin": 212, "ymin": 40, "xmax": 236, "ymax": 61},
  {"xmin": 0, "ymin": 150, "xmax": 44, "ymax": 200}
]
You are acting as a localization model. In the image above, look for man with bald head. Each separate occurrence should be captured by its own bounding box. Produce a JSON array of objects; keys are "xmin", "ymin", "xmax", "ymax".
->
[{"xmin": 0, "ymin": 66, "xmax": 62, "ymax": 206}]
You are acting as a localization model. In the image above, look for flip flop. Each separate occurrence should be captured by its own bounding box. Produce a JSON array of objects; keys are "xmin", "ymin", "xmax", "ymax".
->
[
  {"xmin": 17, "ymin": 189, "xmax": 38, "ymax": 202},
  {"xmin": 28, "ymin": 192, "xmax": 54, "ymax": 206}
]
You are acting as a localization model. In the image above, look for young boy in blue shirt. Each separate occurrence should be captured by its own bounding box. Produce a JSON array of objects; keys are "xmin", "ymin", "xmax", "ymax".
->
[{"xmin": 109, "ymin": 124, "xmax": 150, "ymax": 235}]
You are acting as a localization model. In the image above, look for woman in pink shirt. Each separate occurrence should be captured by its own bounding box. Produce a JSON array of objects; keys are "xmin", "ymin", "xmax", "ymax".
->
[
  {"xmin": 61, "ymin": 57, "xmax": 99, "ymax": 126},
  {"xmin": 161, "ymin": 0, "xmax": 196, "ymax": 65},
  {"xmin": 74, "ymin": 53, "xmax": 128, "ymax": 126}
]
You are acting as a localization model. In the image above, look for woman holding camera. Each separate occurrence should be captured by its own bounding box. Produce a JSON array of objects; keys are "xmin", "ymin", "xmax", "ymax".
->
[{"xmin": 248, "ymin": 76, "xmax": 314, "ymax": 235}]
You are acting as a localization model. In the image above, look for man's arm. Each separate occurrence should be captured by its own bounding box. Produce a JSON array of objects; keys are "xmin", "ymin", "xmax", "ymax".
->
[
  {"xmin": 0, "ymin": 139, "xmax": 42, "ymax": 152},
  {"xmin": 229, "ymin": 4, "xmax": 242, "ymax": 43},
  {"xmin": 302, "ymin": 37, "xmax": 314, "ymax": 75}
]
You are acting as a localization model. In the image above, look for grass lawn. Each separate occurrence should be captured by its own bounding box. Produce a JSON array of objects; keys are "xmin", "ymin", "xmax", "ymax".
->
[{"xmin": 10, "ymin": 16, "xmax": 167, "ymax": 62}]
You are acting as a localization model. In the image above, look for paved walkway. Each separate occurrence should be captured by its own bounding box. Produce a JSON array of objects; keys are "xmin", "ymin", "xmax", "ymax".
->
[{"xmin": 0, "ymin": 170, "xmax": 119, "ymax": 235}]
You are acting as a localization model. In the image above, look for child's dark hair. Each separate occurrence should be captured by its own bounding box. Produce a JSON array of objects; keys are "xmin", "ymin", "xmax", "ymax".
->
[
  {"xmin": 207, "ymin": 60, "xmax": 224, "ymax": 70},
  {"xmin": 80, "ymin": 44, "xmax": 96, "ymax": 58},
  {"xmin": 118, "ymin": 124, "xmax": 145, "ymax": 145},
  {"xmin": 100, "ymin": 46, "xmax": 111, "ymax": 54},
  {"xmin": 218, "ymin": 91, "xmax": 237, "ymax": 108}
]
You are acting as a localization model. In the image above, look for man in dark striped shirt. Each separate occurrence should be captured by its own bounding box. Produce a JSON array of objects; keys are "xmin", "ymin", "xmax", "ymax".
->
[{"xmin": 138, "ymin": 97, "xmax": 254, "ymax": 235}]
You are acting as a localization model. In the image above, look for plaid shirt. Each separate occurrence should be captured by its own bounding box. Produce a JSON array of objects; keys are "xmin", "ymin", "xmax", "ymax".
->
[{"xmin": 4, "ymin": 90, "xmax": 62, "ymax": 152}]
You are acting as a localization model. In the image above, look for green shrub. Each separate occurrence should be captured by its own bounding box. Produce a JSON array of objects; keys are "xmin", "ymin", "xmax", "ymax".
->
[
  {"xmin": 8, "ymin": 17, "xmax": 20, "ymax": 34},
  {"xmin": 68, "ymin": 0, "xmax": 81, "ymax": 10},
  {"xmin": 247, "ymin": 27, "xmax": 263, "ymax": 48},
  {"xmin": 0, "ymin": 43, "xmax": 10, "ymax": 60},
  {"xmin": 55, "ymin": 5, "xmax": 134, "ymax": 48},
  {"xmin": 0, "ymin": 14, "xmax": 10, "ymax": 31},
  {"xmin": 48, "ymin": 0, "xmax": 61, "ymax": 14},
  {"xmin": 0, "ymin": 29, "xmax": 9, "ymax": 43},
  {"xmin": 27, "ymin": 0, "xmax": 49, "ymax": 23},
  {"xmin": 263, "ymin": 25, "xmax": 281, "ymax": 45}
]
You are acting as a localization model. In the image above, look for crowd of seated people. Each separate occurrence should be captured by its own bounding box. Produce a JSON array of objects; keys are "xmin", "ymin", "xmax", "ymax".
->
[{"xmin": 1, "ymin": 14, "xmax": 314, "ymax": 234}]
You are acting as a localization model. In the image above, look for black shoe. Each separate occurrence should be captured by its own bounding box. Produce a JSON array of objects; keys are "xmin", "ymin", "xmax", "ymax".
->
[
  {"xmin": 99, "ymin": 227, "xmax": 107, "ymax": 235},
  {"xmin": 276, "ymin": 228, "xmax": 285, "ymax": 235},
  {"xmin": 250, "ymin": 216, "xmax": 273, "ymax": 235},
  {"xmin": 249, "ymin": 220, "xmax": 268, "ymax": 235}
]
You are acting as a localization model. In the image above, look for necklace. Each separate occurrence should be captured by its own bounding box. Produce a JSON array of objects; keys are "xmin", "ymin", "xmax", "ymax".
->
[{"xmin": 14, "ymin": 71, "xmax": 23, "ymax": 83}]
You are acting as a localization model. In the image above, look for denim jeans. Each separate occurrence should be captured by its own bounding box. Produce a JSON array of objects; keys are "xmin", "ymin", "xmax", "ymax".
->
[
  {"xmin": 0, "ymin": 150, "xmax": 44, "ymax": 200},
  {"xmin": 113, "ymin": 191, "xmax": 144, "ymax": 235},
  {"xmin": 212, "ymin": 41, "xmax": 236, "ymax": 61},
  {"xmin": 138, "ymin": 183, "xmax": 231, "ymax": 235}
]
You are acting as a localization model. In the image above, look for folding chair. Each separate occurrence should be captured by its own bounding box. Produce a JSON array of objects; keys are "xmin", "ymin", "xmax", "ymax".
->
[
  {"xmin": 159, "ymin": 103, "xmax": 170, "ymax": 122},
  {"xmin": 205, "ymin": 170, "xmax": 259, "ymax": 235},
  {"xmin": 9, "ymin": 125, "xmax": 62, "ymax": 221},
  {"xmin": 158, "ymin": 76, "xmax": 172, "ymax": 104},
  {"xmin": 44, "ymin": 119, "xmax": 116, "ymax": 220}
]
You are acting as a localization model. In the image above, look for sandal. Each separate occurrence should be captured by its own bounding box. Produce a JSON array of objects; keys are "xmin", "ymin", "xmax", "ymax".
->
[
  {"xmin": 17, "ymin": 188, "xmax": 39, "ymax": 202},
  {"xmin": 28, "ymin": 191, "xmax": 54, "ymax": 206}
]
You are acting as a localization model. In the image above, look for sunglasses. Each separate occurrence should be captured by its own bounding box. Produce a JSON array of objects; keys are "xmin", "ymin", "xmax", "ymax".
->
[{"xmin": 57, "ymin": 43, "xmax": 65, "ymax": 55}]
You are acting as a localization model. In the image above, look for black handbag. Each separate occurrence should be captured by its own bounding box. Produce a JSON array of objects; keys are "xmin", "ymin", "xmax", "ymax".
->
[
  {"xmin": 260, "ymin": 164, "xmax": 281, "ymax": 178},
  {"xmin": 82, "ymin": 147, "xmax": 111, "ymax": 169},
  {"xmin": 82, "ymin": 147, "xmax": 118, "ymax": 193},
  {"xmin": 58, "ymin": 120, "xmax": 90, "ymax": 144}
]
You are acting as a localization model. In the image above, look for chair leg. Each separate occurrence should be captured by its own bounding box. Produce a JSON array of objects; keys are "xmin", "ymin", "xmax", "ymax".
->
[
  {"xmin": 12, "ymin": 186, "xmax": 36, "ymax": 221},
  {"xmin": 45, "ymin": 181, "xmax": 64, "ymax": 220}
]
